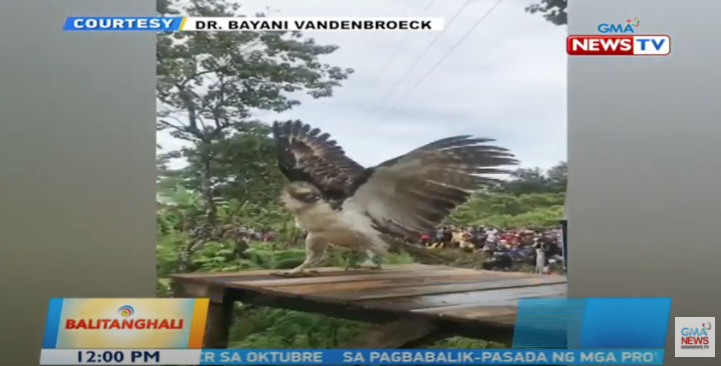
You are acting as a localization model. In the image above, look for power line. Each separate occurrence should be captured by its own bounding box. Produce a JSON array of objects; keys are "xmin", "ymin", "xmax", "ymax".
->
[
  {"xmin": 364, "ymin": 0, "xmax": 474, "ymax": 120},
  {"xmin": 421, "ymin": 0, "xmax": 437, "ymax": 12},
  {"xmin": 372, "ymin": 0, "xmax": 506, "ymax": 127},
  {"xmin": 362, "ymin": 0, "xmax": 437, "ymax": 102}
]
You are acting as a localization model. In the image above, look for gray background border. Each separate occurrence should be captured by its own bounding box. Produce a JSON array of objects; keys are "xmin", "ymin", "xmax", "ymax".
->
[
  {"xmin": 0, "ymin": 1, "xmax": 156, "ymax": 365},
  {"xmin": 1, "ymin": 0, "xmax": 719, "ymax": 365},
  {"xmin": 568, "ymin": 0, "xmax": 720, "ymax": 364}
]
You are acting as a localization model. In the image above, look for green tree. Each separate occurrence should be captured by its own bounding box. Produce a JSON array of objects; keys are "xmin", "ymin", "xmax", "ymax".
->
[
  {"xmin": 499, "ymin": 167, "xmax": 552, "ymax": 195},
  {"xmin": 207, "ymin": 122, "xmax": 286, "ymax": 204},
  {"xmin": 491, "ymin": 162, "xmax": 567, "ymax": 195},
  {"xmin": 545, "ymin": 161, "xmax": 567, "ymax": 193},
  {"xmin": 525, "ymin": 0, "xmax": 567, "ymax": 26},
  {"xmin": 156, "ymin": 0, "xmax": 354, "ymax": 224},
  {"xmin": 161, "ymin": 121, "xmax": 285, "ymax": 206},
  {"xmin": 449, "ymin": 191, "xmax": 564, "ymax": 227}
]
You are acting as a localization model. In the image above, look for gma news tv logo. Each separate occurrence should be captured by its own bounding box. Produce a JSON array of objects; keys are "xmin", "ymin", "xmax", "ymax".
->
[
  {"xmin": 675, "ymin": 317, "xmax": 715, "ymax": 357},
  {"xmin": 567, "ymin": 17, "xmax": 671, "ymax": 56}
]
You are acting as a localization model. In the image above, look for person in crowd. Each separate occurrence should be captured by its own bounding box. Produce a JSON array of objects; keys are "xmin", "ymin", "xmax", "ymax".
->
[{"xmin": 532, "ymin": 235, "xmax": 547, "ymax": 273}]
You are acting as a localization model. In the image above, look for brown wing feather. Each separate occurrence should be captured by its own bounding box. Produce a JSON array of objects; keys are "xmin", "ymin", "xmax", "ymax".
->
[
  {"xmin": 350, "ymin": 136, "xmax": 519, "ymax": 238},
  {"xmin": 272, "ymin": 120, "xmax": 366, "ymax": 201}
]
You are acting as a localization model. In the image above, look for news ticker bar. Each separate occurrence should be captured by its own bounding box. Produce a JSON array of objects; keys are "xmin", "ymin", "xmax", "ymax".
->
[
  {"xmin": 567, "ymin": 35, "xmax": 671, "ymax": 56},
  {"xmin": 40, "ymin": 349, "xmax": 665, "ymax": 365},
  {"xmin": 42, "ymin": 298, "xmax": 672, "ymax": 351},
  {"xmin": 62, "ymin": 16, "xmax": 444, "ymax": 32}
]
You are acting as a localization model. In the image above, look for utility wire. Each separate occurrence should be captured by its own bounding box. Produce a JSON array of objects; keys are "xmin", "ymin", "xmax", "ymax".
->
[
  {"xmin": 421, "ymin": 0, "xmax": 437, "ymax": 11},
  {"xmin": 371, "ymin": 0, "xmax": 506, "ymax": 128},
  {"xmin": 364, "ymin": 0, "xmax": 474, "ymax": 120},
  {"xmin": 362, "ymin": 0, "xmax": 437, "ymax": 102}
]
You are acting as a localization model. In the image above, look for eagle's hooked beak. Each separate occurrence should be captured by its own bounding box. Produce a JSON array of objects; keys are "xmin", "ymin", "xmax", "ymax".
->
[
  {"xmin": 282, "ymin": 183, "xmax": 323, "ymax": 209},
  {"xmin": 297, "ymin": 192, "xmax": 321, "ymax": 203}
]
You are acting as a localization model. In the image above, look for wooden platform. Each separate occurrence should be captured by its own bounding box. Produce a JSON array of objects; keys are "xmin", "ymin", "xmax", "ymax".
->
[{"xmin": 171, "ymin": 264, "xmax": 567, "ymax": 348}]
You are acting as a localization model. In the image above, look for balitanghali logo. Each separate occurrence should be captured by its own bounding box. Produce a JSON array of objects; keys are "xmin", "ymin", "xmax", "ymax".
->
[
  {"xmin": 118, "ymin": 305, "xmax": 134, "ymax": 317},
  {"xmin": 65, "ymin": 305, "xmax": 185, "ymax": 330},
  {"xmin": 675, "ymin": 317, "xmax": 715, "ymax": 357}
]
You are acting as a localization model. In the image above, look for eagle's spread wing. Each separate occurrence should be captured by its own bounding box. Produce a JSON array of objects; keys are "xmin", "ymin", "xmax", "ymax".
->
[
  {"xmin": 272, "ymin": 120, "xmax": 366, "ymax": 200},
  {"xmin": 347, "ymin": 135, "xmax": 519, "ymax": 238}
]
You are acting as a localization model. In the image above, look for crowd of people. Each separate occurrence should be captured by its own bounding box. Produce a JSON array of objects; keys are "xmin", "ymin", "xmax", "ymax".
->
[{"xmin": 420, "ymin": 226, "xmax": 565, "ymax": 274}]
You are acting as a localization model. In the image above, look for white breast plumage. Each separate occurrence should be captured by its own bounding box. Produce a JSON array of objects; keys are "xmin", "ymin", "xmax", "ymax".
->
[{"xmin": 294, "ymin": 202, "xmax": 342, "ymax": 233}]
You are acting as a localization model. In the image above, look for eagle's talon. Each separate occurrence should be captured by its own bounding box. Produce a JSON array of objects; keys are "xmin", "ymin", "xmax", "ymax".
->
[
  {"xmin": 345, "ymin": 263, "xmax": 382, "ymax": 271},
  {"xmin": 272, "ymin": 271, "xmax": 319, "ymax": 278}
]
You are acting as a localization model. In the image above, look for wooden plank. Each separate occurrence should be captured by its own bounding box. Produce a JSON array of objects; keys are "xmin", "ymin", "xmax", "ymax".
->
[
  {"xmin": 171, "ymin": 264, "xmax": 442, "ymax": 287},
  {"xmin": 172, "ymin": 266, "xmax": 553, "ymax": 293},
  {"xmin": 479, "ymin": 314, "xmax": 518, "ymax": 326},
  {"xmin": 173, "ymin": 270, "xmax": 398, "ymax": 287},
  {"xmin": 167, "ymin": 264, "xmax": 573, "ymax": 350},
  {"xmin": 415, "ymin": 299, "xmax": 521, "ymax": 314},
  {"xmin": 444, "ymin": 305, "xmax": 519, "ymax": 320},
  {"xmin": 322, "ymin": 276, "xmax": 567, "ymax": 301},
  {"xmin": 433, "ymin": 305, "xmax": 519, "ymax": 320},
  {"xmin": 228, "ymin": 267, "xmax": 488, "ymax": 288},
  {"xmin": 265, "ymin": 272, "xmax": 538, "ymax": 295},
  {"xmin": 172, "ymin": 281, "xmax": 211, "ymax": 298},
  {"xmin": 358, "ymin": 284, "xmax": 568, "ymax": 312},
  {"xmin": 413, "ymin": 293, "xmax": 567, "ymax": 314},
  {"xmin": 171, "ymin": 281, "xmax": 227, "ymax": 303},
  {"xmin": 171, "ymin": 263, "xmax": 434, "ymax": 280}
]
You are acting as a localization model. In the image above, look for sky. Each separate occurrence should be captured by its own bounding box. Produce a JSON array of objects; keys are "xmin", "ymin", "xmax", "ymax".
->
[{"xmin": 157, "ymin": 0, "xmax": 567, "ymax": 170}]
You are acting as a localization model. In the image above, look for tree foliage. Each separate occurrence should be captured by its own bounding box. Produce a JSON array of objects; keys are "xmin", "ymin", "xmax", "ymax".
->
[
  {"xmin": 450, "ymin": 192, "xmax": 564, "ymax": 228},
  {"xmin": 494, "ymin": 161, "xmax": 567, "ymax": 195},
  {"xmin": 156, "ymin": 0, "xmax": 354, "ymax": 223},
  {"xmin": 525, "ymin": 0, "xmax": 567, "ymax": 26},
  {"xmin": 158, "ymin": 122, "xmax": 285, "ymax": 206}
]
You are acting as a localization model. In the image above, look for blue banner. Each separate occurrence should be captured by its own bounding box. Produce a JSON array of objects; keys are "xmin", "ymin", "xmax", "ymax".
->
[
  {"xmin": 198, "ymin": 349, "xmax": 665, "ymax": 365},
  {"xmin": 513, "ymin": 298, "xmax": 672, "ymax": 349},
  {"xmin": 63, "ymin": 17, "xmax": 183, "ymax": 31}
]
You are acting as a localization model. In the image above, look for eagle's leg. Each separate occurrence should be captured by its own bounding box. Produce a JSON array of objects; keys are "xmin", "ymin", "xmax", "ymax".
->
[
  {"xmin": 345, "ymin": 250, "xmax": 383, "ymax": 270},
  {"xmin": 343, "ymin": 249, "xmax": 365, "ymax": 270},
  {"xmin": 364, "ymin": 251, "xmax": 384, "ymax": 270},
  {"xmin": 274, "ymin": 234, "xmax": 328, "ymax": 277}
]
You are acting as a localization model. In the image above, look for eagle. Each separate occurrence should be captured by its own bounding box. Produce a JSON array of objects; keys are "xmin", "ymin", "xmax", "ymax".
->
[{"xmin": 272, "ymin": 120, "xmax": 519, "ymax": 276}]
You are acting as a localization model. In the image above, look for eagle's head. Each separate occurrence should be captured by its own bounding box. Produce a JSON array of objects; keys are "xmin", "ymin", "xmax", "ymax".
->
[{"xmin": 280, "ymin": 182, "xmax": 323, "ymax": 212}]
